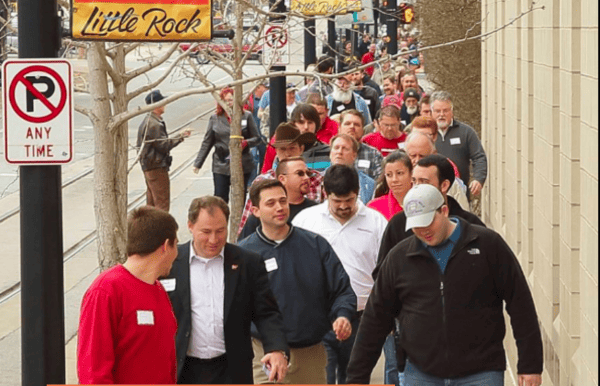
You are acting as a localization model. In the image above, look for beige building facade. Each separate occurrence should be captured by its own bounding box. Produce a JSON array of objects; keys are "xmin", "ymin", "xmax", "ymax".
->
[{"xmin": 481, "ymin": 0, "xmax": 598, "ymax": 385}]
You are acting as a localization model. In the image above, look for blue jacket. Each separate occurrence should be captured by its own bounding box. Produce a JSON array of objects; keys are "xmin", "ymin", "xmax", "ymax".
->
[{"xmin": 239, "ymin": 226, "xmax": 357, "ymax": 348}]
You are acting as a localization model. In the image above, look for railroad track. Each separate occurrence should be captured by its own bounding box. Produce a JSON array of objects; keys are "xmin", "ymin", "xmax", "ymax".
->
[{"xmin": 0, "ymin": 107, "xmax": 216, "ymax": 305}]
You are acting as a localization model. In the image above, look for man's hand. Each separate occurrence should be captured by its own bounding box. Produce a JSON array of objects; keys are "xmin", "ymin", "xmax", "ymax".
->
[
  {"xmin": 181, "ymin": 129, "xmax": 192, "ymax": 138},
  {"xmin": 261, "ymin": 351, "xmax": 288, "ymax": 383},
  {"xmin": 332, "ymin": 316, "xmax": 352, "ymax": 341},
  {"xmin": 192, "ymin": 167, "xmax": 199, "ymax": 174},
  {"xmin": 469, "ymin": 180, "xmax": 483, "ymax": 196},
  {"xmin": 518, "ymin": 374, "xmax": 542, "ymax": 386}
]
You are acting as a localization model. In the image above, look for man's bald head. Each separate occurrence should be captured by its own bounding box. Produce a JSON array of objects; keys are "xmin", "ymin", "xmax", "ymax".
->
[{"xmin": 405, "ymin": 132, "xmax": 436, "ymax": 166}]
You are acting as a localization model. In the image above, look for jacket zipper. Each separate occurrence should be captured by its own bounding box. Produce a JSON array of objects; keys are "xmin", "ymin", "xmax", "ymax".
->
[{"xmin": 440, "ymin": 279, "xmax": 450, "ymax": 363}]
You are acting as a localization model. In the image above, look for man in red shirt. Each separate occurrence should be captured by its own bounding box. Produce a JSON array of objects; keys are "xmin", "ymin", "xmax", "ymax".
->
[
  {"xmin": 77, "ymin": 206, "xmax": 180, "ymax": 384},
  {"xmin": 362, "ymin": 105, "xmax": 407, "ymax": 157}
]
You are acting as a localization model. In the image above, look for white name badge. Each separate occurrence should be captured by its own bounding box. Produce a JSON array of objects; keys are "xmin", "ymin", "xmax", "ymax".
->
[
  {"xmin": 357, "ymin": 159, "xmax": 371, "ymax": 169},
  {"xmin": 336, "ymin": 104, "xmax": 346, "ymax": 112},
  {"xmin": 241, "ymin": 120, "xmax": 247, "ymax": 126},
  {"xmin": 365, "ymin": 99, "xmax": 371, "ymax": 105},
  {"xmin": 398, "ymin": 142, "xmax": 406, "ymax": 149},
  {"xmin": 265, "ymin": 258, "xmax": 278, "ymax": 272},
  {"xmin": 137, "ymin": 310, "xmax": 154, "ymax": 325},
  {"xmin": 450, "ymin": 137, "xmax": 461, "ymax": 145},
  {"xmin": 160, "ymin": 278, "xmax": 176, "ymax": 292}
]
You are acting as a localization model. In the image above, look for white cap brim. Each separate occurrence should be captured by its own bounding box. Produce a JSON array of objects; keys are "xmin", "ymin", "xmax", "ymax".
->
[{"xmin": 405, "ymin": 211, "xmax": 436, "ymax": 232}]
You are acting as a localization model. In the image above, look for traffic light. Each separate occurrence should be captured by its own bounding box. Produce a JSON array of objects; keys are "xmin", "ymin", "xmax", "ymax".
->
[{"xmin": 399, "ymin": 3, "xmax": 415, "ymax": 24}]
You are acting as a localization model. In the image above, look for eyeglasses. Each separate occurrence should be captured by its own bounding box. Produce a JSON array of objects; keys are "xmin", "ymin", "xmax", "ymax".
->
[
  {"xmin": 380, "ymin": 123, "xmax": 400, "ymax": 129},
  {"xmin": 283, "ymin": 170, "xmax": 314, "ymax": 178}
]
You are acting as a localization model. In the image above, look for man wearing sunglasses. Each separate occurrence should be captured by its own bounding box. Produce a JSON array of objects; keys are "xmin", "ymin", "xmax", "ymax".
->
[{"xmin": 237, "ymin": 157, "xmax": 317, "ymax": 241}]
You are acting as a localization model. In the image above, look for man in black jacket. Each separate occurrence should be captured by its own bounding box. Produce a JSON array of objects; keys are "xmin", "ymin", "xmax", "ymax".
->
[
  {"xmin": 346, "ymin": 184, "xmax": 543, "ymax": 386},
  {"xmin": 165, "ymin": 196, "xmax": 289, "ymax": 384},
  {"xmin": 373, "ymin": 154, "xmax": 485, "ymax": 279}
]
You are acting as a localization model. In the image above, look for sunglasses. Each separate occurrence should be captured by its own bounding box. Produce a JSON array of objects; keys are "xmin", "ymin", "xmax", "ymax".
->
[{"xmin": 284, "ymin": 170, "xmax": 314, "ymax": 178}]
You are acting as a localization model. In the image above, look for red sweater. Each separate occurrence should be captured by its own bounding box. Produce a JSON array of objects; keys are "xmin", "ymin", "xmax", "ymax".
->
[
  {"xmin": 316, "ymin": 117, "xmax": 339, "ymax": 145},
  {"xmin": 77, "ymin": 265, "xmax": 177, "ymax": 384},
  {"xmin": 361, "ymin": 132, "xmax": 407, "ymax": 157}
]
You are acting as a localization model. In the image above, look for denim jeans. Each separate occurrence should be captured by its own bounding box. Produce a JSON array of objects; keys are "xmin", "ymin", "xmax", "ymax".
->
[
  {"xmin": 322, "ymin": 317, "xmax": 360, "ymax": 384},
  {"xmin": 383, "ymin": 334, "xmax": 403, "ymax": 386},
  {"xmin": 213, "ymin": 172, "xmax": 251, "ymax": 203},
  {"xmin": 403, "ymin": 360, "xmax": 504, "ymax": 386}
]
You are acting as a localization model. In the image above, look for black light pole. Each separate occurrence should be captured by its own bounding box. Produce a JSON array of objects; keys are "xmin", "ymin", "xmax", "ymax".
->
[
  {"xmin": 304, "ymin": 19, "xmax": 316, "ymax": 68},
  {"xmin": 373, "ymin": 0, "xmax": 379, "ymax": 38},
  {"xmin": 327, "ymin": 19, "xmax": 336, "ymax": 56},
  {"xmin": 17, "ymin": 0, "xmax": 65, "ymax": 385},
  {"xmin": 269, "ymin": 0, "xmax": 287, "ymax": 138},
  {"xmin": 386, "ymin": 0, "xmax": 398, "ymax": 55}
]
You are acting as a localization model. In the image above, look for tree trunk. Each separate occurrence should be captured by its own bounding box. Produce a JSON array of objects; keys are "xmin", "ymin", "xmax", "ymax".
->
[
  {"xmin": 89, "ymin": 43, "xmax": 128, "ymax": 270},
  {"xmin": 227, "ymin": 2, "xmax": 246, "ymax": 242}
]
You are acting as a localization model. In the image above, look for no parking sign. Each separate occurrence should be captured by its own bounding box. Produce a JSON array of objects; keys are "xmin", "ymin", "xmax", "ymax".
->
[{"xmin": 2, "ymin": 59, "xmax": 73, "ymax": 164}]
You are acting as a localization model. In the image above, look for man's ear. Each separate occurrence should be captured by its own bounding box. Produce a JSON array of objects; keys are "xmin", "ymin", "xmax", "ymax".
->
[
  {"xmin": 441, "ymin": 179, "xmax": 451, "ymax": 195},
  {"xmin": 251, "ymin": 206, "xmax": 260, "ymax": 218}
]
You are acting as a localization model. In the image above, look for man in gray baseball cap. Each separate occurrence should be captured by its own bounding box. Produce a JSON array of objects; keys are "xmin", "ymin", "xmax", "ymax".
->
[{"xmin": 347, "ymin": 185, "xmax": 543, "ymax": 386}]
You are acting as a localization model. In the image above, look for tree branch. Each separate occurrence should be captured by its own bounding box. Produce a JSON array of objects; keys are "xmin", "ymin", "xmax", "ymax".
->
[{"xmin": 123, "ymin": 43, "xmax": 179, "ymax": 81}]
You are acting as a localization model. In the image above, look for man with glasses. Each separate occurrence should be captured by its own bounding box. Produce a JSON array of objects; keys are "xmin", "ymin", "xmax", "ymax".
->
[
  {"xmin": 238, "ymin": 157, "xmax": 317, "ymax": 241},
  {"xmin": 362, "ymin": 105, "xmax": 407, "ymax": 157},
  {"xmin": 237, "ymin": 123, "xmax": 325, "ymax": 238}
]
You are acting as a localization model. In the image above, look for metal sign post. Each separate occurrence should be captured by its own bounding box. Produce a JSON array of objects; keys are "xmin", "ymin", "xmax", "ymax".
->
[{"xmin": 16, "ymin": 0, "xmax": 65, "ymax": 385}]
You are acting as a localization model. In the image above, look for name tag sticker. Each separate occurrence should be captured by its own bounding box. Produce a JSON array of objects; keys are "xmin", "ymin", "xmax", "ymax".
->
[
  {"xmin": 357, "ymin": 159, "xmax": 371, "ymax": 169},
  {"xmin": 137, "ymin": 310, "xmax": 154, "ymax": 325},
  {"xmin": 450, "ymin": 137, "xmax": 461, "ymax": 145},
  {"xmin": 398, "ymin": 142, "xmax": 406, "ymax": 149},
  {"xmin": 160, "ymin": 278, "xmax": 176, "ymax": 292},
  {"xmin": 241, "ymin": 120, "xmax": 247, "ymax": 126},
  {"xmin": 265, "ymin": 258, "xmax": 278, "ymax": 272},
  {"xmin": 336, "ymin": 104, "xmax": 346, "ymax": 112},
  {"xmin": 365, "ymin": 99, "xmax": 371, "ymax": 105}
]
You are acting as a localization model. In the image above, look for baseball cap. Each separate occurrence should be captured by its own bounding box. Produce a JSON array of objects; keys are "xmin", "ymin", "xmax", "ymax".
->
[
  {"xmin": 403, "ymin": 184, "xmax": 445, "ymax": 231},
  {"xmin": 145, "ymin": 90, "xmax": 166, "ymax": 105},
  {"xmin": 409, "ymin": 57, "xmax": 421, "ymax": 67},
  {"xmin": 382, "ymin": 94, "xmax": 402, "ymax": 109},
  {"xmin": 286, "ymin": 83, "xmax": 298, "ymax": 92},
  {"xmin": 403, "ymin": 88, "xmax": 420, "ymax": 101}
]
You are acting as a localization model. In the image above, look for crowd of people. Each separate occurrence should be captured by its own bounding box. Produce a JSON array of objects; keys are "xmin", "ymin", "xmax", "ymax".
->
[{"xmin": 78, "ymin": 30, "xmax": 544, "ymax": 386}]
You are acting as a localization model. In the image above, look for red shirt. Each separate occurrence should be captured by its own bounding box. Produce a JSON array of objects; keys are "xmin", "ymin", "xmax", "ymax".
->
[
  {"xmin": 367, "ymin": 191, "xmax": 403, "ymax": 221},
  {"xmin": 361, "ymin": 132, "xmax": 407, "ymax": 157},
  {"xmin": 261, "ymin": 135, "xmax": 278, "ymax": 174},
  {"xmin": 361, "ymin": 52, "xmax": 375, "ymax": 77},
  {"xmin": 316, "ymin": 117, "xmax": 339, "ymax": 145},
  {"xmin": 77, "ymin": 265, "xmax": 177, "ymax": 384}
]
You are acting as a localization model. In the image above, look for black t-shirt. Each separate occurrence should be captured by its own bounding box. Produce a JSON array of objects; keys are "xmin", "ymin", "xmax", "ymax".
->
[{"xmin": 237, "ymin": 199, "xmax": 318, "ymax": 242}]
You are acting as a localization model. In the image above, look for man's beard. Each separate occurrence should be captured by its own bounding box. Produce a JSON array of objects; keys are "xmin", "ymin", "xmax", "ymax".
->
[
  {"xmin": 332, "ymin": 88, "xmax": 353, "ymax": 104},
  {"xmin": 407, "ymin": 106, "xmax": 418, "ymax": 115},
  {"xmin": 437, "ymin": 119, "xmax": 450, "ymax": 130}
]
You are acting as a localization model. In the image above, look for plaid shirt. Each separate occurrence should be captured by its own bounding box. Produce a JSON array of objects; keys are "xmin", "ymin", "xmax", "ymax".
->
[
  {"xmin": 237, "ymin": 169, "xmax": 325, "ymax": 237},
  {"xmin": 355, "ymin": 143, "xmax": 383, "ymax": 180}
]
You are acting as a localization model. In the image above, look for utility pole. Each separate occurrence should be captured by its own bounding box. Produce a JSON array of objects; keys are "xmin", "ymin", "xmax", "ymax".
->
[
  {"xmin": 17, "ymin": 0, "xmax": 65, "ymax": 385},
  {"xmin": 304, "ymin": 19, "xmax": 316, "ymax": 68},
  {"xmin": 327, "ymin": 19, "xmax": 336, "ymax": 57},
  {"xmin": 385, "ymin": 0, "xmax": 398, "ymax": 55},
  {"xmin": 268, "ymin": 0, "xmax": 287, "ymax": 137}
]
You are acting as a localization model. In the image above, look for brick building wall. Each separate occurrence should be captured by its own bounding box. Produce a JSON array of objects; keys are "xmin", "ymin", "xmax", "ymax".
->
[{"xmin": 481, "ymin": 0, "xmax": 597, "ymax": 385}]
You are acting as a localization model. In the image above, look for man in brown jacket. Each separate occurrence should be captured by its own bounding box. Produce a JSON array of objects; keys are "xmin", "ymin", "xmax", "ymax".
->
[{"xmin": 137, "ymin": 90, "xmax": 190, "ymax": 212}]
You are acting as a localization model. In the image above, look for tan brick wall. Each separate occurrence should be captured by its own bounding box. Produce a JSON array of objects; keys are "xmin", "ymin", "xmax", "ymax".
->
[{"xmin": 481, "ymin": 0, "xmax": 598, "ymax": 385}]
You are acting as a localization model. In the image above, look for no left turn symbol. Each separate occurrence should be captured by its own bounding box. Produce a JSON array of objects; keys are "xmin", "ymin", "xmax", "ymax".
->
[{"xmin": 9, "ymin": 65, "xmax": 67, "ymax": 123}]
